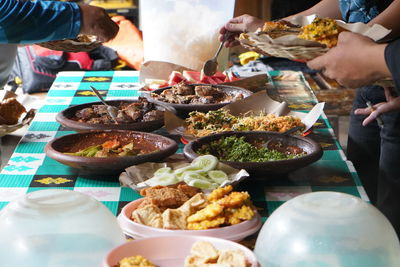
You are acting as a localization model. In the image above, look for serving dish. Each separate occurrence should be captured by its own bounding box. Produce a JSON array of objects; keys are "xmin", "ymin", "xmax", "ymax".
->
[
  {"xmin": 145, "ymin": 83, "xmax": 253, "ymax": 117},
  {"xmin": 44, "ymin": 130, "xmax": 178, "ymax": 174},
  {"xmin": 56, "ymin": 99, "xmax": 174, "ymax": 132},
  {"xmin": 183, "ymin": 131, "xmax": 323, "ymax": 175},
  {"xmin": 117, "ymin": 198, "xmax": 262, "ymax": 241},
  {"xmin": 102, "ymin": 235, "xmax": 260, "ymax": 267}
]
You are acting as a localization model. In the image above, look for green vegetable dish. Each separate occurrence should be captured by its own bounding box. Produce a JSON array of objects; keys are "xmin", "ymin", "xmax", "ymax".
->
[{"xmin": 196, "ymin": 136, "xmax": 306, "ymax": 162}]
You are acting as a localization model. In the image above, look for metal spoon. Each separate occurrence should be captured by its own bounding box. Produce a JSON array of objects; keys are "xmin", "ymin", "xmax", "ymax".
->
[
  {"xmin": 89, "ymin": 86, "xmax": 119, "ymax": 124},
  {"xmin": 202, "ymin": 32, "xmax": 230, "ymax": 77},
  {"xmin": 264, "ymin": 126, "xmax": 304, "ymax": 149}
]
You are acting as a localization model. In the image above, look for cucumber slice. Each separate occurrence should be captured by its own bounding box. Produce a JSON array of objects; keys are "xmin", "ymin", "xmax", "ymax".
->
[
  {"xmin": 187, "ymin": 178, "xmax": 214, "ymax": 190},
  {"xmin": 183, "ymin": 171, "xmax": 208, "ymax": 184},
  {"xmin": 207, "ymin": 170, "xmax": 228, "ymax": 184},
  {"xmin": 173, "ymin": 165, "xmax": 202, "ymax": 180},
  {"xmin": 154, "ymin": 167, "xmax": 172, "ymax": 177},
  {"xmin": 191, "ymin": 155, "xmax": 218, "ymax": 172},
  {"xmin": 145, "ymin": 173, "xmax": 178, "ymax": 186}
]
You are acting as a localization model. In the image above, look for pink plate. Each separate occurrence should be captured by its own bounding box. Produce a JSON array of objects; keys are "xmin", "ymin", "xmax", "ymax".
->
[
  {"xmin": 102, "ymin": 235, "xmax": 260, "ymax": 267},
  {"xmin": 117, "ymin": 198, "xmax": 262, "ymax": 241}
]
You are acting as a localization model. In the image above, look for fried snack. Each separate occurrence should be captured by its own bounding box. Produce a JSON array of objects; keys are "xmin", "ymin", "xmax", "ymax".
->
[
  {"xmin": 217, "ymin": 250, "xmax": 247, "ymax": 267},
  {"xmin": 217, "ymin": 192, "xmax": 250, "ymax": 208},
  {"xmin": 225, "ymin": 205, "xmax": 255, "ymax": 225},
  {"xmin": 178, "ymin": 193, "xmax": 208, "ymax": 217},
  {"xmin": 118, "ymin": 255, "xmax": 155, "ymax": 267},
  {"xmin": 258, "ymin": 20, "xmax": 301, "ymax": 38},
  {"xmin": 176, "ymin": 182, "xmax": 202, "ymax": 198},
  {"xmin": 131, "ymin": 204, "xmax": 163, "ymax": 228},
  {"xmin": 187, "ymin": 202, "xmax": 224, "ymax": 223},
  {"xmin": 140, "ymin": 186, "xmax": 189, "ymax": 209},
  {"xmin": 187, "ymin": 216, "xmax": 226, "ymax": 230},
  {"xmin": 162, "ymin": 208, "xmax": 187, "ymax": 229},
  {"xmin": 0, "ymin": 98, "xmax": 26, "ymax": 125},
  {"xmin": 207, "ymin": 185, "xmax": 233, "ymax": 202},
  {"xmin": 298, "ymin": 17, "xmax": 345, "ymax": 48},
  {"xmin": 191, "ymin": 241, "xmax": 219, "ymax": 262}
]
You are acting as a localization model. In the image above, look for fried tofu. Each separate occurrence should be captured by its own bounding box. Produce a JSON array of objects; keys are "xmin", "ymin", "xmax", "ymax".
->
[
  {"xmin": 131, "ymin": 204, "xmax": 163, "ymax": 228},
  {"xmin": 140, "ymin": 186, "xmax": 190, "ymax": 209}
]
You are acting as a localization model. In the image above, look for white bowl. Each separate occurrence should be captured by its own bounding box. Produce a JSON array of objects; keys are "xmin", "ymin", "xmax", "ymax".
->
[
  {"xmin": 102, "ymin": 235, "xmax": 260, "ymax": 267},
  {"xmin": 0, "ymin": 189, "xmax": 125, "ymax": 267},
  {"xmin": 254, "ymin": 191, "xmax": 400, "ymax": 267},
  {"xmin": 118, "ymin": 198, "xmax": 262, "ymax": 241}
]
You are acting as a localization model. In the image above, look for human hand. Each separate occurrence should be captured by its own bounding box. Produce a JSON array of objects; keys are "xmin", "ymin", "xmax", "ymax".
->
[
  {"xmin": 307, "ymin": 32, "xmax": 390, "ymax": 88},
  {"xmin": 219, "ymin": 14, "xmax": 264, "ymax": 48},
  {"xmin": 355, "ymin": 87, "xmax": 400, "ymax": 126},
  {"xmin": 78, "ymin": 4, "xmax": 119, "ymax": 42}
]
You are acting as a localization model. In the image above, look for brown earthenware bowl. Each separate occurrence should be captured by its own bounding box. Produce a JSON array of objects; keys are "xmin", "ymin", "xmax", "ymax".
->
[
  {"xmin": 183, "ymin": 131, "xmax": 323, "ymax": 175},
  {"xmin": 56, "ymin": 100, "xmax": 175, "ymax": 132},
  {"xmin": 45, "ymin": 130, "xmax": 178, "ymax": 174},
  {"xmin": 145, "ymin": 84, "xmax": 253, "ymax": 117}
]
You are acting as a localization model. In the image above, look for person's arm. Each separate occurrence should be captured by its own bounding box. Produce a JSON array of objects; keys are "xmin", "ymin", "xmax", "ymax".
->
[
  {"xmin": 368, "ymin": 0, "xmax": 400, "ymax": 40},
  {"xmin": 0, "ymin": 0, "xmax": 118, "ymax": 44},
  {"xmin": 384, "ymin": 38, "xmax": 400, "ymax": 90},
  {"xmin": 284, "ymin": 0, "xmax": 341, "ymax": 20}
]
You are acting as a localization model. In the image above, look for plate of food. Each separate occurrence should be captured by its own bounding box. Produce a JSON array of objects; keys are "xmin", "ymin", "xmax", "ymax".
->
[
  {"xmin": 183, "ymin": 131, "xmax": 323, "ymax": 175},
  {"xmin": 102, "ymin": 235, "xmax": 260, "ymax": 267},
  {"xmin": 56, "ymin": 97, "xmax": 173, "ymax": 132},
  {"xmin": 239, "ymin": 15, "xmax": 391, "ymax": 60},
  {"xmin": 145, "ymin": 82, "xmax": 253, "ymax": 116},
  {"xmin": 37, "ymin": 34, "xmax": 101, "ymax": 52},
  {"xmin": 117, "ymin": 184, "xmax": 262, "ymax": 241},
  {"xmin": 119, "ymin": 154, "xmax": 249, "ymax": 191},
  {"xmin": 44, "ymin": 130, "xmax": 178, "ymax": 174}
]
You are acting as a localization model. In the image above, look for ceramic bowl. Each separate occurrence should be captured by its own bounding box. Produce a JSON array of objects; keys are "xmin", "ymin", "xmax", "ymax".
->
[
  {"xmin": 145, "ymin": 84, "xmax": 253, "ymax": 117},
  {"xmin": 117, "ymin": 198, "xmax": 262, "ymax": 241},
  {"xmin": 56, "ymin": 99, "xmax": 174, "ymax": 132},
  {"xmin": 44, "ymin": 130, "xmax": 178, "ymax": 174},
  {"xmin": 183, "ymin": 131, "xmax": 323, "ymax": 175},
  {"xmin": 102, "ymin": 235, "xmax": 260, "ymax": 267}
]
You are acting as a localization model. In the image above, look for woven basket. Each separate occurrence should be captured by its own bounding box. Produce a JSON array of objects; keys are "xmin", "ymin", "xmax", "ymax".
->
[{"xmin": 37, "ymin": 35, "xmax": 102, "ymax": 52}]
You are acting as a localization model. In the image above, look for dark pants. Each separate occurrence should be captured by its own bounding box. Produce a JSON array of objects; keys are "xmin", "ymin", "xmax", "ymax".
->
[{"xmin": 347, "ymin": 86, "xmax": 400, "ymax": 238}]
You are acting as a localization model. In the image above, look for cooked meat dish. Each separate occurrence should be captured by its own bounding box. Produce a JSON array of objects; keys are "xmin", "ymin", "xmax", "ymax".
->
[
  {"xmin": 72, "ymin": 97, "xmax": 164, "ymax": 124},
  {"xmin": 151, "ymin": 82, "xmax": 244, "ymax": 104}
]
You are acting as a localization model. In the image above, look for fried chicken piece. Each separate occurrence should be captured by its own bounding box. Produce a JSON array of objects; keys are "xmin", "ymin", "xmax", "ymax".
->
[
  {"xmin": 187, "ymin": 202, "xmax": 224, "ymax": 223},
  {"xmin": 225, "ymin": 205, "xmax": 255, "ymax": 225},
  {"xmin": 0, "ymin": 98, "xmax": 26, "ymax": 125},
  {"xmin": 140, "ymin": 186, "xmax": 189, "ymax": 209},
  {"xmin": 207, "ymin": 185, "xmax": 233, "ymax": 202},
  {"xmin": 187, "ymin": 216, "xmax": 225, "ymax": 230},
  {"xmin": 217, "ymin": 192, "xmax": 250, "ymax": 208}
]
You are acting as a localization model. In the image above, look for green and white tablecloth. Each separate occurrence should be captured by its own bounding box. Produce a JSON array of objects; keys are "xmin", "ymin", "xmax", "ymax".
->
[{"xmin": 0, "ymin": 70, "xmax": 368, "ymax": 219}]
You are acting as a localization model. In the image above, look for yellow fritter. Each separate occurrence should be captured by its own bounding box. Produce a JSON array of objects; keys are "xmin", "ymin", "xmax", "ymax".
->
[
  {"xmin": 217, "ymin": 192, "xmax": 250, "ymax": 208},
  {"xmin": 187, "ymin": 202, "xmax": 224, "ymax": 223},
  {"xmin": 207, "ymin": 185, "xmax": 233, "ymax": 202},
  {"xmin": 298, "ymin": 17, "xmax": 344, "ymax": 48},
  {"xmin": 118, "ymin": 255, "xmax": 155, "ymax": 267},
  {"xmin": 187, "ymin": 216, "xmax": 226, "ymax": 230},
  {"xmin": 225, "ymin": 205, "xmax": 255, "ymax": 225}
]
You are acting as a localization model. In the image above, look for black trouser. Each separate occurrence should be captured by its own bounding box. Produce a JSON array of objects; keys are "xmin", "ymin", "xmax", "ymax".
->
[{"xmin": 348, "ymin": 86, "xmax": 400, "ymax": 238}]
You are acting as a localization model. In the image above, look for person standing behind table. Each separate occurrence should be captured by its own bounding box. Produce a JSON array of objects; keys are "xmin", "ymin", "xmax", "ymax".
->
[
  {"xmin": 0, "ymin": 0, "xmax": 119, "ymax": 88},
  {"xmin": 218, "ymin": 0, "xmax": 400, "ymax": 238}
]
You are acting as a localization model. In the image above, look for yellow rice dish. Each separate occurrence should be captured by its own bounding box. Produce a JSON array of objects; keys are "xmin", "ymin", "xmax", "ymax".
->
[{"xmin": 298, "ymin": 17, "xmax": 345, "ymax": 48}]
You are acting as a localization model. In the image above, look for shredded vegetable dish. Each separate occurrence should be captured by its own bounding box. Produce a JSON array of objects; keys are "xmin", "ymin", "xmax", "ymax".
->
[{"xmin": 185, "ymin": 109, "xmax": 304, "ymax": 138}]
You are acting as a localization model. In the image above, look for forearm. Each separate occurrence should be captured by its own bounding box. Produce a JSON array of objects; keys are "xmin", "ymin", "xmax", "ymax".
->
[
  {"xmin": 283, "ymin": 0, "xmax": 341, "ymax": 20},
  {"xmin": 0, "ymin": 0, "xmax": 81, "ymax": 44},
  {"xmin": 369, "ymin": 0, "xmax": 400, "ymax": 40},
  {"xmin": 384, "ymin": 39, "xmax": 400, "ymax": 91}
]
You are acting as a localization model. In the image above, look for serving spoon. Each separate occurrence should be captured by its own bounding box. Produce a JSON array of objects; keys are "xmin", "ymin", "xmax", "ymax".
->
[
  {"xmin": 89, "ymin": 86, "xmax": 119, "ymax": 124},
  {"xmin": 202, "ymin": 32, "xmax": 230, "ymax": 77},
  {"xmin": 264, "ymin": 125, "xmax": 304, "ymax": 149}
]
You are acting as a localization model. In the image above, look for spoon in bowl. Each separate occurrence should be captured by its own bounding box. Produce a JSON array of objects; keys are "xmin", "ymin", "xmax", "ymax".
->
[
  {"xmin": 202, "ymin": 32, "xmax": 230, "ymax": 77},
  {"xmin": 263, "ymin": 125, "xmax": 304, "ymax": 149},
  {"xmin": 89, "ymin": 86, "xmax": 119, "ymax": 124}
]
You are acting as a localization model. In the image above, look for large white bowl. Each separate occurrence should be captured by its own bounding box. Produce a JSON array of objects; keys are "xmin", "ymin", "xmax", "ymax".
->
[
  {"xmin": 102, "ymin": 235, "xmax": 260, "ymax": 267},
  {"xmin": 0, "ymin": 189, "xmax": 126, "ymax": 267},
  {"xmin": 254, "ymin": 191, "xmax": 400, "ymax": 267},
  {"xmin": 118, "ymin": 198, "xmax": 262, "ymax": 241}
]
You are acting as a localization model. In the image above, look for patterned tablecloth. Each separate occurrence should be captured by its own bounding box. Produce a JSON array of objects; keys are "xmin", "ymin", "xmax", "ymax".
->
[{"xmin": 0, "ymin": 70, "xmax": 368, "ymax": 219}]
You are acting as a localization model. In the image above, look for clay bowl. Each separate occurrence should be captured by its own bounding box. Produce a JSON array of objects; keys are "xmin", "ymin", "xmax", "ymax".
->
[
  {"xmin": 45, "ymin": 130, "xmax": 178, "ymax": 174},
  {"xmin": 183, "ymin": 131, "xmax": 323, "ymax": 175},
  {"xmin": 56, "ymin": 100, "xmax": 174, "ymax": 132},
  {"xmin": 145, "ymin": 84, "xmax": 253, "ymax": 117}
]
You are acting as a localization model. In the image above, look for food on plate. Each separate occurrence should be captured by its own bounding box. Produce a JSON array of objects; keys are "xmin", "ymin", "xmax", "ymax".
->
[
  {"xmin": 298, "ymin": 17, "xmax": 345, "ymax": 47},
  {"xmin": 150, "ymin": 82, "xmax": 244, "ymax": 105},
  {"xmin": 143, "ymin": 70, "xmax": 240, "ymax": 90},
  {"xmin": 130, "ymin": 185, "xmax": 255, "ymax": 230},
  {"xmin": 75, "ymin": 34, "xmax": 98, "ymax": 43},
  {"xmin": 114, "ymin": 255, "xmax": 155, "ymax": 267},
  {"xmin": 0, "ymin": 98, "xmax": 26, "ymax": 125},
  {"xmin": 185, "ymin": 241, "xmax": 250, "ymax": 267},
  {"xmin": 185, "ymin": 109, "xmax": 304, "ymax": 137},
  {"xmin": 72, "ymin": 97, "xmax": 164, "ymax": 124},
  {"xmin": 64, "ymin": 138, "xmax": 158, "ymax": 157},
  {"xmin": 196, "ymin": 136, "xmax": 306, "ymax": 162},
  {"xmin": 257, "ymin": 20, "xmax": 301, "ymax": 38},
  {"xmin": 137, "ymin": 155, "xmax": 230, "ymax": 190}
]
